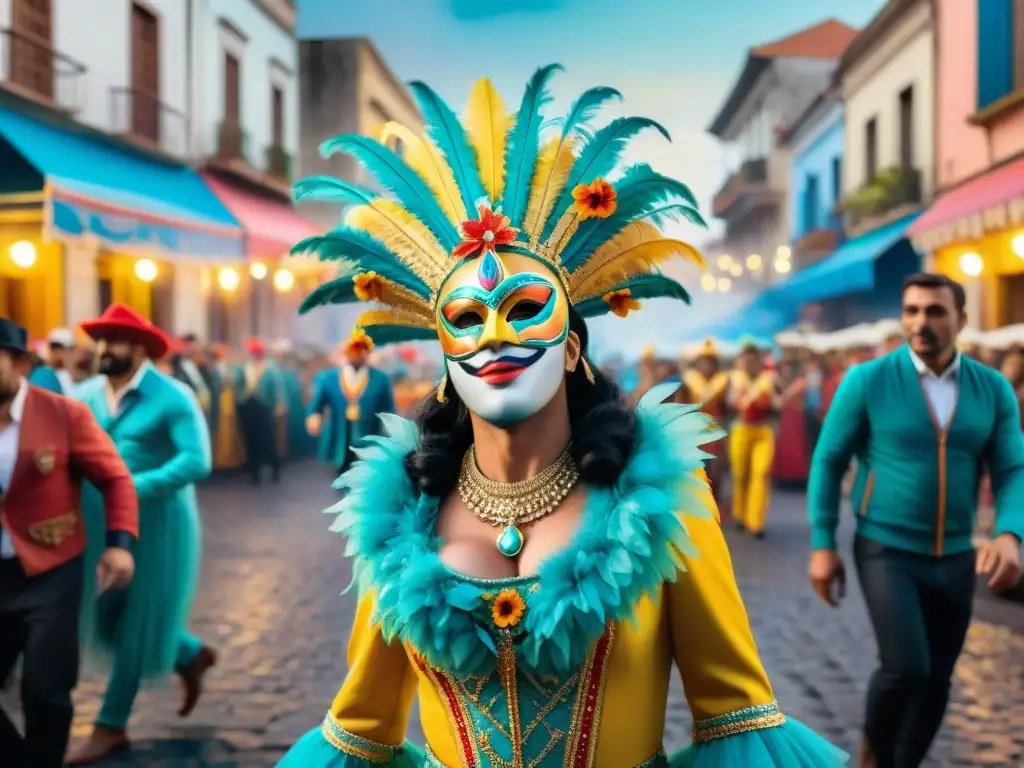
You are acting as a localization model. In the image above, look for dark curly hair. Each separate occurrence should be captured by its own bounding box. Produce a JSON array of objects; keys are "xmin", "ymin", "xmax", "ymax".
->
[{"xmin": 404, "ymin": 309, "xmax": 637, "ymax": 498}]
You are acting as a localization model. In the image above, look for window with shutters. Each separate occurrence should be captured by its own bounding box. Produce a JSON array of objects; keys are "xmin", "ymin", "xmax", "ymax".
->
[
  {"xmin": 271, "ymin": 85, "xmax": 283, "ymax": 145},
  {"xmin": 898, "ymin": 86, "xmax": 914, "ymax": 170},
  {"xmin": 977, "ymin": 0, "xmax": 1015, "ymax": 109},
  {"xmin": 130, "ymin": 2, "xmax": 160, "ymax": 142},
  {"xmin": 9, "ymin": 0, "xmax": 54, "ymax": 100},
  {"xmin": 225, "ymin": 52, "xmax": 240, "ymax": 122},
  {"xmin": 864, "ymin": 118, "xmax": 877, "ymax": 183}
]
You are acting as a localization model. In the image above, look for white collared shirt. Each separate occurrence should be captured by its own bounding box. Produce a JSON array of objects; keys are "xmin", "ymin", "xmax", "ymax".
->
[
  {"xmin": 55, "ymin": 367, "xmax": 75, "ymax": 396},
  {"xmin": 105, "ymin": 360, "xmax": 153, "ymax": 416},
  {"xmin": 908, "ymin": 347, "xmax": 960, "ymax": 430},
  {"xmin": 0, "ymin": 379, "xmax": 29, "ymax": 559}
]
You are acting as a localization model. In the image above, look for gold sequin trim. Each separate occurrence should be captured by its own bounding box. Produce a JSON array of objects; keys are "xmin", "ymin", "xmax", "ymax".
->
[
  {"xmin": 319, "ymin": 712, "xmax": 394, "ymax": 763},
  {"xmin": 562, "ymin": 623, "xmax": 615, "ymax": 768},
  {"xmin": 691, "ymin": 701, "xmax": 786, "ymax": 744}
]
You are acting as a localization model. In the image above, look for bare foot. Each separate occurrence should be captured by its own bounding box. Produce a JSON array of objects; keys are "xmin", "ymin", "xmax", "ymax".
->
[
  {"xmin": 178, "ymin": 645, "xmax": 218, "ymax": 717},
  {"xmin": 66, "ymin": 724, "xmax": 129, "ymax": 766}
]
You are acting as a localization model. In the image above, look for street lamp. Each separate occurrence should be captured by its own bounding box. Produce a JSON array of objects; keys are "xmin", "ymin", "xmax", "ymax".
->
[
  {"xmin": 959, "ymin": 251, "xmax": 983, "ymax": 277},
  {"xmin": 134, "ymin": 258, "xmax": 158, "ymax": 282},
  {"xmin": 218, "ymin": 266, "xmax": 240, "ymax": 292},
  {"xmin": 250, "ymin": 262, "xmax": 268, "ymax": 280},
  {"xmin": 274, "ymin": 268, "xmax": 295, "ymax": 293},
  {"xmin": 9, "ymin": 240, "xmax": 36, "ymax": 269}
]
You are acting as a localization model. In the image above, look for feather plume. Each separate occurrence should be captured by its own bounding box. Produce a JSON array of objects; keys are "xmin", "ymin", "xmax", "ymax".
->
[
  {"xmin": 500, "ymin": 64, "xmax": 562, "ymax": 228},
  {"xmin": 292, "ymin": 175, "xmax": 379, "ymax": 205},
  {"xmin": 522, "ymin": 137, "xmax": 576, "ymax": 242},
  {"xmin": 408, "ymin": 81, "xmax": 487, "ymax": 212},
  {"xmin": 568, "ymin": 221, "xmax": 704, "ymax": 299},
  {"xmin": 464, "ymin": 78, "xmax": 510, "ymax": 204},
  {"xmin": 320, "ymin": 134, "xmax": 458, "ymax": 251},
  {"xmin": 357, "ymin": 308, "xmax": 438, "ymax": 346},
  {"xmin": 378, "ymin": 122, "xmax": 467, "ymax": 225},
  {"xmin": 573, "ymin": 274, "xmax": 691, "ymax": 318},
  {"xmin": 345, "ymin": 200, "xmax": 449, "ymax": 286},
  {"xmin": 296, "ymin": 265, "xmax": 435, "ymax": 316},
  {"xmin": 541, "ymin": 117, "xmax": 671, "ymax": 240},
  {"xmin": 558, "ymin": 85, "xmax": 622, "ymax": 140},
  {"xmin": 292, "ymin": 229, "xmax": 432, "ymax": 299}
]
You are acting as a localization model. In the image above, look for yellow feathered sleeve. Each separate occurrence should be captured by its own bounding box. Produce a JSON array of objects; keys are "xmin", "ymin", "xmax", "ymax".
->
[{"xmin": 277, "ymin": 592, "xmax": 420, "ymax": 766}]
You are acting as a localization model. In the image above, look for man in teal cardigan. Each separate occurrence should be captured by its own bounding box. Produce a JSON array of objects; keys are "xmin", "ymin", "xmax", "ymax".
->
[{"xmin": 807, "ymin": 273, "xmax": 1024, "ymax": 768}]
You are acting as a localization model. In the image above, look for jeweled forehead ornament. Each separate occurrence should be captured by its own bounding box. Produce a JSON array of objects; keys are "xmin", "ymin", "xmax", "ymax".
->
[{"xmin": 290, "ymin": 64, "xmax": 708, "ymax": 352}]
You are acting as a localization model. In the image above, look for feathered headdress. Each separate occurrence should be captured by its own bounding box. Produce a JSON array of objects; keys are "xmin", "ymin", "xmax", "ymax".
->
[{"xmin": 293, "ymin": 64, "xmax": 707, "ymax": 346}]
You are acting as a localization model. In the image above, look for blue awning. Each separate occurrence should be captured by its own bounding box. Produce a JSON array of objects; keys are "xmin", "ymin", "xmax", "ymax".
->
[
  {"xmin": 686, "ymin": 293, "xmax": 799, "ymax": 344},
  {"xmin": 0, "ymin": 107, "xmax": 243, "ymax": 260},
  {"xmin": 765, "ymin": 213, "xmax": 921, "ymax": 305}
]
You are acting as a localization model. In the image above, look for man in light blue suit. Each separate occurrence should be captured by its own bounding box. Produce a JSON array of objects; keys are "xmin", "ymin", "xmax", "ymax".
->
[
  {"xmin": 67, "ymin": 305, "xmax": 217, "ymax": 765},
  {"xmin": 306, "ymin": 327, "xmax": 394, "ymax": 476},
  {"xmin": 27, "ymin": 328, "xmax": 77, "ymax": 395}
]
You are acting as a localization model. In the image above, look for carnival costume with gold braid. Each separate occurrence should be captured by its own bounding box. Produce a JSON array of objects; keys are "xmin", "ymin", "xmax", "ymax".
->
[{"xmin": 279, "ymin": 66, "xmax": 846, "ymax": 768}]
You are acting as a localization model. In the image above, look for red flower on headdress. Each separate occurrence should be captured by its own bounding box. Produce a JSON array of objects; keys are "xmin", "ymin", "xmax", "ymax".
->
[
  {"xmin": 452, "ymin": 204, "xmax": 519, "ymax": 259},
  {"xmin": 602, "ymin": 288, "xmax": 642, "ymax": 318},
  {"xmin": 572, "ymin": 179, "xmax": 617, "ymax": 220}
]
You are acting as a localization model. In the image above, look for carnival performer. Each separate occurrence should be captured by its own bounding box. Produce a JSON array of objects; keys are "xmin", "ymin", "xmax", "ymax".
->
[
  {"xmin": 67, "ymin": 304, "xmax": 217, "ymax": 765},
  {"xmin": 306, "ymin": 329, "xmax": 395, "ymax": 476},
  {"xmin": 27, "ymin": 327, "xmax": 77, "ymax": 395},
  {"xmin": 235, "ymin": 338, "xmax": 286, "ymax": 484},
  {"xmin": 682, "ymin": 338, "xmax": 729, "ymax": 503},
  {"xmin": 277, "ymin": 65, "xmax": 845, "ymax": 767},
  {"xmin": 0, "ymin": 318, "xmax": 137, "ymax": 768},
  {"xmin": 727, "ymin": 342, "xmax": 777, "ymax": 537},
  {"xmin": 808, "ymin": 273, "xmax": 1024, "ymax": 768}
]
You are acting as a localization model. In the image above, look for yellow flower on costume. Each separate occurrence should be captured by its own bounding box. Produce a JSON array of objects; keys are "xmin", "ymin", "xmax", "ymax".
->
[
  {"xmin": 345, "ymin": 327, "xmax": 375, "ymax": 355},
  {"xmin": 491, "ymin": 589, "xmax": 526, "ymax": 628},
  {"xmin": 352, "ymin": 272, "xmax": 385, "ymax": 301},
  {"xmin": 603, "ymin": 288, "xmax": 642, "ymax": 318}
]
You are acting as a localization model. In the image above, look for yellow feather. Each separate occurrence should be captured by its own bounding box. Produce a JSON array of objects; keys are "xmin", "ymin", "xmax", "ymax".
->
[
  {"xmin": 569, "ymin": 221, "xmax": 706, "ymax": 299},
  {"xmin": 357, "ymin": 274, "xmax": 434, "ymax": 319},
  {"xmin": 523, "ymin": 136, "xmax": 576, "ymax": 244},
  {"xmin": 378, "ymin": 122, "xmax": 467, "ymax": 225},
  {"xmin": 357, "ymin": 307, "xmax": 436, "ymax": 331},
  {"xmin": 464, "ymin": 78, "xmax": 510, "ymax": 203},
  {"xmin": 345, "ymin": 200, "xmax": 449, "ymax": 289}
]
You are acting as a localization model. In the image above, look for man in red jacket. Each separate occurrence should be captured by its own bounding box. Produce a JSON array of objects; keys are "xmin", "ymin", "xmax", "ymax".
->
[{"xmin": 0, "ymin": 318, "xmax": 138, "ymax": 768}]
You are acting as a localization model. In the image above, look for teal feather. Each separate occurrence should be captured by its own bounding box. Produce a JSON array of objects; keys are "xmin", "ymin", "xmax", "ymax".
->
[
  {"xmin": 541, "ymin": 117, "xmax": 671, "ymax": 239},
  {"xmin": 500, "ymin": 63, "xmax": 563, "ymax": 227},
  {"xmin": 319, "ymin": 134, "xmax": 458, "ymax": 250},
  {"xmin": 292, "ymin": 175, "xmax": 378, "ymax": 205},
  {"xmin": 408, "ymin": 81, "xmax": 487, "ymax": 213},
  {"xmin": 574, "ymin": 274, "xmax": 692, "ymax": 318},
  {"xmin": 560, "ymin": 164, "xmax": 703, "ymax": 272},
  {"xmin": 292, "ymin": 229, "xmax": 432, "ymax": 298},
  {"xmin": 362, "ymin": 324, "xmax": 438, "ymax": 346},
  {"xmin": 559, "ymin": 85, "xmax": 622, "ymax": 141},
  {"xmin": 297, "ymin": 274, "xmax": 358, "ymax": 314},
  {"xmin": 323, "ymin": 388, "xmax": 724, "ymax": 678}
]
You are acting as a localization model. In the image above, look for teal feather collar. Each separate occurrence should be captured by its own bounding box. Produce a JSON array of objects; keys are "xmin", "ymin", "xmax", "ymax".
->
[{"xmin": 328, "ymin": 383, "xmax": 724, "ymax": 678}]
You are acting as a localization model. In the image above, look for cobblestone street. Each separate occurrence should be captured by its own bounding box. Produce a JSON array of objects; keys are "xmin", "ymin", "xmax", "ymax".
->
[{"xmin": 16, "ymin": 462, "xmax": 1024, "ymax": 766}]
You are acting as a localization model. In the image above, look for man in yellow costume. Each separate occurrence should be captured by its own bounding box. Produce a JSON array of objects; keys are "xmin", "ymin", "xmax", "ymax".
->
[
  {"xmin": 682, "ymin": 338, "xmax": 729, "ymax": 504},
  {"xmin": 276, "ymin": 65, "xmax": 845, "ymax": 767},
  {"xmin": 728, "ymin": 341, "xmax": 778, "ymax": 538}
]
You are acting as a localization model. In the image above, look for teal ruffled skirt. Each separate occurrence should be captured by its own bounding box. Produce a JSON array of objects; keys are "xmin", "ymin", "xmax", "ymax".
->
[{"xmin": 79, "ymin": 483, "xmax": 202, "ymax": 681}]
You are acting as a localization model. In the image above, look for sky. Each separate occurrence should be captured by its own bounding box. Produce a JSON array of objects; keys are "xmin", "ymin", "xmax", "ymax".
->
[{"xmin": 296, "ymin": 0, "xmax": 887, "ymax": 356}]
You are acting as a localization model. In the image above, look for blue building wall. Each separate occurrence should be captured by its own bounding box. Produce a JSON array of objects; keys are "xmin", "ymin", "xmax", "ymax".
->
[{"xmin": 788, "ymin": 107, "xmax": 845, "ymax": 241}]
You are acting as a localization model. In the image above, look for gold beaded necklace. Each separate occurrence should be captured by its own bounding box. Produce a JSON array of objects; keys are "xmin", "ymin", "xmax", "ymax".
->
[{"xmin": 456, "ymin": 443, "xmax": 580, "ymax": 558}]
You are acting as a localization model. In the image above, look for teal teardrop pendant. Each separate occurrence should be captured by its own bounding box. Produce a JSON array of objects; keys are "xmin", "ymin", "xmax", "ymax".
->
[{"xmin": 496, "ymin": 525, "xmax": 524, "ymax": 557}]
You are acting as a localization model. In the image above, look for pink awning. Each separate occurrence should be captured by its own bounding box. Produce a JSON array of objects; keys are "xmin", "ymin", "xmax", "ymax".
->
[
  {"xmin": 200, "ymin": 171, "xmax": 317, "ymax": 258},
  {"xmin": 908, "ymin": 157, "xmax": 1024, "ymax": 251}
]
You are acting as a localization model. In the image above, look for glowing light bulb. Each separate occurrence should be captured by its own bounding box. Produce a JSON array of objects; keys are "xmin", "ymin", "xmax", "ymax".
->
[
  {"xmin": 134, "ymin": 258, "xmax": 158, "ymax": 282},
  {"xmin": 746, "ymin": 253, "xmax": 763, "ymax": 270},
  {"xmin": 1012, "ymin": 234, "xmax": 1024, "ymax": 258},
  {"xmin": 776, "ymin": 245, "xmax": 792, "ymax": 260},
  {"xmin": 218, "ymin": 267, "xmax": 240, "ymax": 292},
  {"xmin": 717, "ymin": 277, "xmax": 732, "ymax": 292},
  {"xmin": 250, "ymin": 262, "xmax": 268, "ymax": 280},
  {"xmin": 700, "ymin": 273, "xmax": 716, "ymax": 292},
  {"xmin": 716, "ymin": 254, "xmax": 732, "ymax": 270},
  {"xmin": 9, "ymin": 240, "xmax": 36, "ymax": 269},
  {"xmin": 774, "ymin": 259, "xmax": 792, "ymax": 274},
  {"xmin": 274, "ymin": 268, "xmax": 295, "ymax": 293},
  {"xmin": 959, "ymin": 251, "xmax": 983, "ymax": 277}
]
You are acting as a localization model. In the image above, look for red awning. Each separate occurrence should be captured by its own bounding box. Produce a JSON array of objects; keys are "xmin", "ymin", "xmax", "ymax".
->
[
  {"xmin": 908, "ymin": 157, "xmax": 1024, "ymax": 251},
  {"xmin": 200, "ymin": 171, "xmax": 317, "ymax": 258}
]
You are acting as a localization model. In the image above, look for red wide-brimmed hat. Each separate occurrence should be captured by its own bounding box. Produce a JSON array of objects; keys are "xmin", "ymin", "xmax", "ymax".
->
[
  {"xmin": 245, "ymin": 337, "xmax": 265, "ymax": 356},
  {"xmin": 80, "ymin": 303, "xmax": 170, "ymax": 360}
]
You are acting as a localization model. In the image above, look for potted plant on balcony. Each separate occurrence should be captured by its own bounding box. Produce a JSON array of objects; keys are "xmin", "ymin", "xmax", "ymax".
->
[
  {"xmin": 265, "ymin": 144, "xmax": 291, "ymax": 181},
  {"xmin": 217, "ymin": 121, "xmax": 246, "ymax": 161}
]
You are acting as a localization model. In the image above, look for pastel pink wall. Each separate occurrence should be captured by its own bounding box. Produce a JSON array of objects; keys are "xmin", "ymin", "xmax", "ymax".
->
[{"xmin": 935, "ymin": 0, "xmax": 1024, "ymax": 190}]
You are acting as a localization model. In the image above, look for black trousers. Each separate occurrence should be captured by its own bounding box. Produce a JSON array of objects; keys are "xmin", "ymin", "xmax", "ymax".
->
[
  {"xmin": 0, "ymin": 556, "xmax": 84, "ymax": 768},
  {"xmin": 804, "ymin": 409, "xmax": 822, "ymax": 458},
  {"xmin": 853, "ymin": 536, "xmax": 975, "ymax": 768},
  {"xmin": 237, "ymin": 397, "xmax": 279, "ymax": 478}
]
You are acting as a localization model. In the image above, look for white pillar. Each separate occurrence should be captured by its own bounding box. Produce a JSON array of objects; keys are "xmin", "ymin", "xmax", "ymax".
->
[
  {"xmin": 966, "ymin": 276, "xmax": 983, "ymax": 330},
  {"xmin": 173, "ymin": 261, "xmax": 209, "ymax": 339},
  {"xmin": 63, "ymin": 240, "xmax": 99, "ymax": 326}
]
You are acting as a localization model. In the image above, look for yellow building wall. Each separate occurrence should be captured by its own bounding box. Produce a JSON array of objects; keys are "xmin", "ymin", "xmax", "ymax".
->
[
  {"xmin": 0, "ymin": 215, "xmax": 64, "ymax": 341},
  {"xmin": 96, "ymin": 252, "xmax": 155, "ymax": 320},
  {"xmin": 933, "ymin": 227, "xmax": 1024, "ymax": 329}
]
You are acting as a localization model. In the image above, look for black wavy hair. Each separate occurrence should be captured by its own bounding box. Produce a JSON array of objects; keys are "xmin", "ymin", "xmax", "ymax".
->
[{"xmin": 404, "ymin": 309, "xmax": 637, "ymax": 498}]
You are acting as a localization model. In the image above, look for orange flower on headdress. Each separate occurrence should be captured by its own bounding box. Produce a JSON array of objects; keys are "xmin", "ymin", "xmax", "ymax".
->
[
  {"xmin": 345, "ymin": 327, "xmax": 375, "ymax": 355},
  {"xmin": 491, "ymin": 588, "xmax": 526, "ymax": 629},
  {"xmin": 603, "ymin": 288, "xmax": 642, "ymax": 318},
  {"xmin": 452, "ymin": 204, "xmax": 519, "ymax": 259},
  {"xmin": 353, "ymin": 271, "xmax": 385, "ymax": 301},
  {"xmin": 572, "ymin": 179, "xmax": 617, "ymax": 220}
]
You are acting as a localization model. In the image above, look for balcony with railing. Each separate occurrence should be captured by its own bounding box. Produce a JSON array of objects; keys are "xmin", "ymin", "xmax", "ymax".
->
[
  {"xmin": 109, "ymin": 87, "xmax": 187, "ymax": 156},
  {"xmin": 792, "ymin": 213, "xmax": 844, "ymax": 268},
  {"xmin": 711, "ymin": 157, "xmax": 780, "ymax": 220},
  {"xmin": 0, "ymin": 28, "xmax": 87, "ymax": 113},
  {"xmin": 838, "ymin": 166, "xmax": 922, "ymax": 236}
]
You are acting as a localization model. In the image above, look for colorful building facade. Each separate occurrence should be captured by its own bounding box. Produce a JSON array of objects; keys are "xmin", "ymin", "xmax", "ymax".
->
[{"xmin": 910, "ymin": 0, "xmax": 1024, "ymax": 329}]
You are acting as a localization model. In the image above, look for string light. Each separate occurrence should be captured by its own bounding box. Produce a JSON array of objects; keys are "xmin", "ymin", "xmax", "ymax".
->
[
  {"xmin": 250, "ymin": 262, "xmax": 268, "ymax": 280},
  {"xmin": 218, "ymin": 267, "xmax": 240, "ymax": 292},
  {"xmin": 134, "ymin": 258, "xmax": 157, "ymax": 282},
  {"xmin": 274, "ymin": 268, "xmax": 295, "ymax": 293},
  {"xmin": 959, "ymin": 252, "xmax": 982, "ymax": 277}
]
